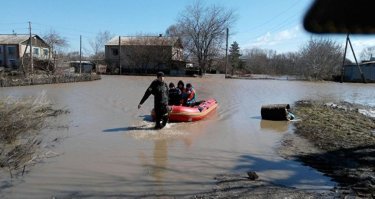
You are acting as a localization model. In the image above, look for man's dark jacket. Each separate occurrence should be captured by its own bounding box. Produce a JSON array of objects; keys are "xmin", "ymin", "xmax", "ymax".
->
[
  {"xmin": 139, "ymin": 79, "xmax": 169, "ymax": 109},
  {"xmin": 168, "ymin": 87, "xmax": 182, "ymax": 105}
]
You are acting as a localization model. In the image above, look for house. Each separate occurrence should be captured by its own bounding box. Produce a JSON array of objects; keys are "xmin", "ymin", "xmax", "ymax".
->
[
  {"xmin": 0, "ymin": 34, "xmax": 51, "ymax": 70},
  {"xmin": 105, "ymin": 35, "xmax": 184, "ymax": 74},
  {"xmin": 344, "ymin": 61, "xmax": 375, "ymax": 82}
]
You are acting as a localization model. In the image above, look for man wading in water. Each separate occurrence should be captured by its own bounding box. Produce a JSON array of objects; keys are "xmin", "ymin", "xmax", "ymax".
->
[{"xmin": 138, "ymin": 72, "xmax": 169, "ymax": 129}]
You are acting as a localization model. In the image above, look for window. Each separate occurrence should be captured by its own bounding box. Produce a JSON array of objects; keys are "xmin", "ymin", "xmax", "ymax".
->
[
  {"xmin": 43, "ymin": 49, "xmax": 49, "ymax": 56},
  {"xmin": 0, "ymin": 46, "xmax": 2, "ymax": 54},
  {"xmin": 7, "ymin": 46, "xmax": 16, "ymax": 56},
  {"xmin": 0, "ymin": 59, "xmax": 3, "ymax": 66},
  {"xmin": 112, "ymin": 48, "xmax": 119, "ymax": 56},
  {"xmin": 33, "ymin": 47, "xmax": 39, "ymax": 56}
]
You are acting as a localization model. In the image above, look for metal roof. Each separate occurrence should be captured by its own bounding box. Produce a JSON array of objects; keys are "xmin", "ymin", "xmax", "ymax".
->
[
  {"xmin": 361, "ymin": 61, "xmax": 375, "ymax": 65},
  {"xmin": 0, "ymin": 34, "xmax": 49, "ymax": 47},
  {"xmin": 0, "ymin": 34, "xmax": 32, "ymax": 44},
  {"xmin": 345, "ymin": 61, "xmax": 375, "ymax": 66},
  {"xmin": 69, "ymin": 61, "xmax": 93, "ymax": 64},
  {"xmin": 106, "ymin": 36, "xmax": 182, "ymax": 47}
]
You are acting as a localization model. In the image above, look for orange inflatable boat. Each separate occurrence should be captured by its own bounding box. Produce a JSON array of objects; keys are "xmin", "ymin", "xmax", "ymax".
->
[{"xmin": 152, "ymin": 98, "xmax": 218, "ymax": 122}]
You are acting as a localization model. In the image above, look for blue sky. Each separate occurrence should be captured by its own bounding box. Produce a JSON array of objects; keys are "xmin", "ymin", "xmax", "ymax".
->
[{"xmin": 1, "ymin": 0, "xmax": 375, "ymax": 61}]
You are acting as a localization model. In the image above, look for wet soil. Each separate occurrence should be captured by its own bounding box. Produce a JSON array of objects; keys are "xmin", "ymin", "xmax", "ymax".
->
[
  {"xmin": 279, "ymin": 100, "xmax": 375, "ymax": 198},
  {"xmin": 190, "ymin": 173, "xmax": 337, "ymax": 199},
  {"xmin": 194, "ymin": 100, "xmax": 375, "ymax": 199}
]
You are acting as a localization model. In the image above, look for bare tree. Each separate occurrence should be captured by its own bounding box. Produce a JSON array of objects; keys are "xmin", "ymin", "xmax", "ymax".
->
[
  {"xmin": 241, "ymin": 39, "xmax": 342, "ymax": 80},
  {"xmin": 242, "ymin": 48, "xmax": 300, "ymax": 76},
  {"xmin": 267, "ymin": 52, "xmax": 300, "ymax": 75},
  {"xmin": 166, "ymin": 25, "xmax": 192, "ymax": 61},
  {"xmin": 299, "ymin": 38, "xmax": 342, "ymax": 80},
  {"xmin": 165, "ymin": 25, "xmax": 180, "ymax": 37},
  {"xmin": 39, "ymin": 29, "xmax": 68, "ymax": 73},
  {"xmin": 89, "ymin": 31, "xmax": 113, "ymax": 63},
  {"xmin": 283, "ymin": 52, "xmax": 300, "ymax": 75},
  {"xmin": 42, "ymin": 29, "xmax": 68, "ymax": 57},
  {"xmin": 173, "ymin": 1, "xmax": 236, "ymax": 72},
  {"xmin": 243, "ymin": 48, "xmax": 269, "ymax": 74}
]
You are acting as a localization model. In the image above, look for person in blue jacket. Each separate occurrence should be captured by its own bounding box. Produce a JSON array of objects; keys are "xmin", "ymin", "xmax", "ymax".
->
[{"xmin": 168, "ymin": 82, "xmax": 182, "ymax": 106}]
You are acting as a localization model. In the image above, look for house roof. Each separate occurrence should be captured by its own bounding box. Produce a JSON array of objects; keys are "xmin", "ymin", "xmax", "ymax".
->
[
  {"xmin": 0, "ymin": 34, "xmax": 48, "ymax": 46},
  {"xmin": 106, "ymin": 36, "xmax": 182, "ymax": 48},
  {"xmin": 361, "ymin": 61, "xmax": 375, "ymax": 65},
  {"xmin": 0, "ymin": 34, "xmax": 30, "ymax": 44}
]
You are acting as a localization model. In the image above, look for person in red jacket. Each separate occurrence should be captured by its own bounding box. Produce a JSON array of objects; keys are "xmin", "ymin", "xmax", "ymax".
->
[{"xmin": 184, "ymin": 83, "xmax": 196, "ymax": 106}]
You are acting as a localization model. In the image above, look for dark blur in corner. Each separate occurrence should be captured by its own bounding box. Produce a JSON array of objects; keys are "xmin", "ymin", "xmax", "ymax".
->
[{"xmin": 304, "ymin": 0, "xmax": 375, "ymax": 34}]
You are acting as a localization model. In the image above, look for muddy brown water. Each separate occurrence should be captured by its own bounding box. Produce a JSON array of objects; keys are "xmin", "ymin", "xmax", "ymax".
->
[{"xmin": 0, "ymin": 75, "xmax": 374, "ymax": 198}]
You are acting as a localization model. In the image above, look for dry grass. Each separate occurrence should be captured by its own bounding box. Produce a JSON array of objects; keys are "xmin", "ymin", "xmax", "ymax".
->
[
  {"xmin": 0, "ymin": 73, "xmax": 101, "ymax": 87},
  {"xmin": 0, "ymin": 92, "xmax": 68, "ymax": 172},
  {"xmin": 293, "ymin": 100, "xmax": 375, "ymax": 151},
  {"xmin": 291, "ymin": 100, "xmax": 375, "ymax": 197}
]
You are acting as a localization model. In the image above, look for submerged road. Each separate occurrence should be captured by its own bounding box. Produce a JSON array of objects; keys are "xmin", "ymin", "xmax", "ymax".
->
[{"xmin": 0, "ymin": 75, "xmax": 374, "ymax": 198}]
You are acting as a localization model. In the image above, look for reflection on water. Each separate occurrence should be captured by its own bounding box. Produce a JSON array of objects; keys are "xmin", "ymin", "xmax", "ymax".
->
[
  {"xmin": 0, "ymin": 76, "xmax": 374, "ymax": 197},
  {"xmin": 138, "ymin": 139, "xmax": 168, "ymax": 194},
  {"xmin": 260, "ymin": 120, "xmax": 290, "ymax": 133},
  {"xmin": 152, "ymin": 140, "xmax": 168, "ymax": 182}
]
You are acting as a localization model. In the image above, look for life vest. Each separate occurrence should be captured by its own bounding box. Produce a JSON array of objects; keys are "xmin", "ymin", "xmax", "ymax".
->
[{"xmin": 186, "ymin": 87, "xmax": 196, "ymax": 105}]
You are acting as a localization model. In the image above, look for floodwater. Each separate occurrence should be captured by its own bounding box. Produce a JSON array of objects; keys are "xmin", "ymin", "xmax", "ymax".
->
[{"xmin": 0, "ymin": 75, "xmax": 374, "ymax": 198}]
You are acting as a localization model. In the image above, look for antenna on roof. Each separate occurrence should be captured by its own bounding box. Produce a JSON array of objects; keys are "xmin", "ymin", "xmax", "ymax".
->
[
  {"xmin": 159, "ymin": 34, "xmax": 163, "ymax": 37},
  {"xmin": 12, "ymin": 30, "xmax": 16, "ymax": 35}
]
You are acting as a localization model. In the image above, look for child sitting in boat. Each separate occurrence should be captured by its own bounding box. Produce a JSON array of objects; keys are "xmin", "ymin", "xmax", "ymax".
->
[
  {"xmin": 177, "ymin": 80, "xmax": 186, "ymax": 105},
  {"xmin": 168, "ymin": 82, "xmax": 182, "ymax": 106},
  {"xmin": 184, "ymin": 83, "xmax": 196, "ymax": 106}
]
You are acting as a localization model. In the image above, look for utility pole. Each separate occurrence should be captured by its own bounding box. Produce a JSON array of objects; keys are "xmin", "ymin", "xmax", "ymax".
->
[
  {"xmin": 341, "ymin": 34, "xmax": 349, "ymax": 83},
  {"xmin": 118, "ymin": 36, "xmax": 121, "ymax": 75},
  {"xmin": 53, "ymin": 50, "xmax": 56, "ymax": 69},
  {"xmin": 225, "ymin": 28, "xmax": 229, "ymax": 78},
  {"xmin": 29, "ymin": 21, "xmax": 33, "ymax": 74},
  {"xmin": 342, "ymin": 33, "xmax": 366, "ymax": 83},
  {"xmin": 79, "ymin": 35, "xmax": 82, "ymax": 74}
]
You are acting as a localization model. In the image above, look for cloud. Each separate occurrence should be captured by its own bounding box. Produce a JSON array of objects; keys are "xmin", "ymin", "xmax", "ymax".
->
[
  {"xmin": 241, "ymin": 26, "xmax": 375, "ymax": 59},
  {"xmin": 246, "ymin": 25, "xmax": 301, "ymax": 48},
  {"xmin": 254, "ymin": 32, "xmax": 273, "ymax": 45},
  {"xmin": 351, "ymin": 38, "xmax": 375, "ymax": 51},
  {"xmin": 277, "ymin": 26, "xmax": 299, "ymax": 40}
]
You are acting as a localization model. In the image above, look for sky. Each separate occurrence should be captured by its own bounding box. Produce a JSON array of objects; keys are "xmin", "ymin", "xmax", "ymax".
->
[{"xmin": 2, "ymin": 0, "xmax": 375, "ymax": 61}]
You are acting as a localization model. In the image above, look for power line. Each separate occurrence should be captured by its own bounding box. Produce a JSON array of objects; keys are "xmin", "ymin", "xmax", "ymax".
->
[
  {"xmin": 0, "ymin": 21, "xmax": 28, "ymax": 25},
  {"xmin": 0, "ymin": 28, "xmax": 28, "ymax": 32},
  {"xmin": 33, "ymin": 22, "xmax": 98, "ymax": 36},
  {"xmin": 241, "ymin": 13, "xmax": 301, "ymax": 42},
  {"xmin": 242, "ymin": 0, "xmax": 302, "ymax": 32}
]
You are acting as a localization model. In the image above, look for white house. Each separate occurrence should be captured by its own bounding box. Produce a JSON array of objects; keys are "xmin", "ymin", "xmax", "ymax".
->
[{"xmin": 0, "ymin": 34, "xmax": 50, "ymax": 69}]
